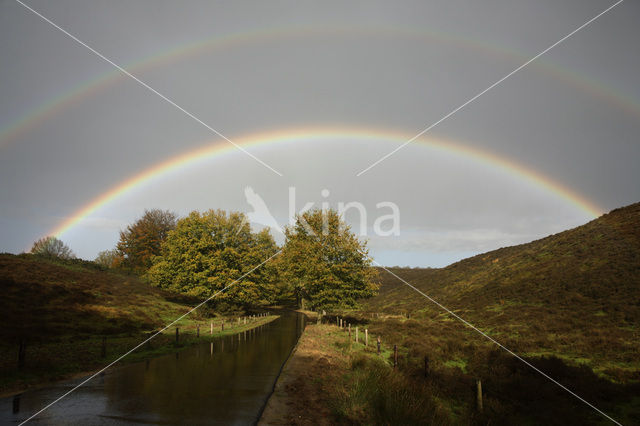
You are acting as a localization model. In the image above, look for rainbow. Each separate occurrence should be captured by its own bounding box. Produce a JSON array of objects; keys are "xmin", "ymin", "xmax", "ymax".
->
[
  {"xmin": 49, "ymin": 127, "xmax": 603, "ymax": 240},
  {"xmin": 3, "ymin": 25, "xmax": 640, "ymax": 149}
]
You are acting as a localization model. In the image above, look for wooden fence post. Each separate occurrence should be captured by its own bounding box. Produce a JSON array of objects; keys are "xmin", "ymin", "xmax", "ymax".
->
[
  {"xmin": 393, "ymin": 345, "xmax": 398, "ymax": 369},
  {"xmin": 377, "ymin": 336, "xmax": 381, "ymax": 355},
  {"xmin": 197, "ymin": 324, "xmax": 200, "ymax": 338},
  {"xmin": 12, "ymin": 394, "xmax": 20, "ymax": 414},
  {"xmin": 355, "ymin": 327, "xmax": 359, "ymax": 343},
  {"xmin": 365, "ymin": 329, "xmax": 368, "ymax": 346},
  {"xmin": 476, "ymin": 379, "xmax": 483, "ymax": 412},
  {"xmin": 221, "ymin": 319, "xmax": 224, "ymax": 331},
  {"xmin": 175, "ymin": 327, "xmax": 179, "ymax": 344},
  {"xmin": 17, "ymin": 340, "xmax": 26, "ymax": 369},
  {"xmin": 210, "ymin": 321, "xmax": 213, "ymax": 335},
  {"xmin": 424, "ymin": 356, "xmax": 429, "ymax": 377}
]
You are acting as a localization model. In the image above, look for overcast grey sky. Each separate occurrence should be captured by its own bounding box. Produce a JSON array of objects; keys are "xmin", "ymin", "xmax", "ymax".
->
[{"xmin": 1, "ymin": 0, "xmax": 638, "ymax": 266}]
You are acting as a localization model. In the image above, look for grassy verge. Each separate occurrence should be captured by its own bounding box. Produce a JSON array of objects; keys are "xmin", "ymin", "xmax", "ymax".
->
[
  {"xmin": 328, "ymin": 313, "xmax": 640, "ymax": 425},
  {"xmin": 261, "ymin": 321, "xmax": 452, "ymax": 425},
  {"xmin": 326, "ymin": 324, "xmax": 452, "ymax": 425},
  {"xmin": 264, "ymin": 316, "xmax": 639, "ymax": 424}
]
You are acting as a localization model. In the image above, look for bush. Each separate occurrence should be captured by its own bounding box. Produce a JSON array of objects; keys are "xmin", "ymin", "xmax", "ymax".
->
[
  {"xmin": 30, "ymin": 236, "xmax": 75, "ymax": 259},
  {"xmin": 333, "ymin": 354, "xmax": 451, "ymax": 425}
]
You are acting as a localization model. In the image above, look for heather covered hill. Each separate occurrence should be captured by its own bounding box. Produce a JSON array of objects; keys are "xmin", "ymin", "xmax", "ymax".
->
[
  {"xmin": 363, "ymin": 202, "xmax": 640, "ymax": 382},
  {"xmin": 0, "ymin": 253, "xmax": 196, "ymax": 343}
]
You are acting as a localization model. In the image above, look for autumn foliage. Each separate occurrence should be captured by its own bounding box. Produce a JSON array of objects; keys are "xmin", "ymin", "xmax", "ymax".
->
[{"xmin": 117, "ymin": 209, "xmax": 177, "ymax": 272}]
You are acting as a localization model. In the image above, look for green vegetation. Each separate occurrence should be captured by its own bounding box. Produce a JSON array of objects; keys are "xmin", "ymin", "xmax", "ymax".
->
[
  {"xmin": 146, "ymin": 210, "xmax": 280, "ymax": 307},
  {"xmin": 107, "ymin": 208, "xmax": 379, "ymax": 311},
  {"xmin": 334, "ymin": 344, "xmax": 450, "ymax": 424},
  {"xmin": 279, "ymin": 209, "xmax": 379, "ymax": 310}
]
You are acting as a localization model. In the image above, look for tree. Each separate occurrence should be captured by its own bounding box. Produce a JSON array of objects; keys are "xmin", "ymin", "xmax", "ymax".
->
[
  {"xmin": 146, "ymin": 210, "xmax": 279, "ymax": 307},
  {"xmin": 117, "ymin": 209, "xmax": 177, "ymax": 271},
  {"xmin": 94, "ymin": 249, "xmax": 122, "ymax": 268},
  {"xmin": 280, "ymin": 209, "xmax": 379, "ymax": 310},
  {"xmin": 30, "ymin": 236, "xmax": 75, "ymax": 259}
]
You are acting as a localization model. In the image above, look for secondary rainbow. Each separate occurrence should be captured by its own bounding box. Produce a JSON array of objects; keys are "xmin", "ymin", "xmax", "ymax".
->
[
  {"xmin": 49, "ymin": 127, "xmax": 603, "ymax": 239},
  {"xmin": 3, "ymin": 25, "xmax": 640, "ymax": 149}
]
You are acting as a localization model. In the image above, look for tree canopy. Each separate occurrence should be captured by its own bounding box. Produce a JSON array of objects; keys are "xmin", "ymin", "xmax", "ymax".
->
[
  {"xmin": 279, "ymin": 209, "xmax": 379, "ymax": 310},
  {"xmin": 146, "ymin": 210, "xmax": 279, "ymax": 308},
  {"xmin": 30, "ymin": 236, "xmax": 75, "ymax": 259},
  {"xmin": 117, "ymin": 209, "xmax": 177, "ymax": 271},
  {"xmin": 94, "ymin": 249, "xmax": 122, "ymax": 268}
]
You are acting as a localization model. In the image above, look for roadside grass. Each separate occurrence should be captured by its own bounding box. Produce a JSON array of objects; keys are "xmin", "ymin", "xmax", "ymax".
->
[
  {"xmin": 327, "ymin": 313, "xmax": 640, "ymax": 424},
  {"xmin": 306, "ymin": 323, "xmax": 453, "ymax": 425},
  {"xmin": 336, "ymin": 354, "xmax": 450, "ymax": 426}
]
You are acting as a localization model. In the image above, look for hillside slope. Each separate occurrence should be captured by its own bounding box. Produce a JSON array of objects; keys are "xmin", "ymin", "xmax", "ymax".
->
[
  {"xmin": 0, "ymin": 253, "xmax": 195, "ymax": 343},
  {"xmin": 364, "ymin": 202, "xmax": 640, "ymax": 381}
]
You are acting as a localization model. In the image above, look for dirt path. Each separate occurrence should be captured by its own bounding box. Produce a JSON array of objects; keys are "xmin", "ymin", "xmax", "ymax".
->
[{"xmin": 259, "ymin": 324, "xmax": 348, "ymax": 425}]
